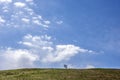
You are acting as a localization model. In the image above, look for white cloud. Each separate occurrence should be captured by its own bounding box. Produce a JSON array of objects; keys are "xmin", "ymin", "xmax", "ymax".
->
[
  {"xmin": 56, "ymin": 20, "xmax": 63, "ymax": 24},
  {"xmin": 0, "ymin": 0, "xmax": 97, "ymax": 70},
  {"xmin": 21, "ymin": 18, "xmax": 30, "ymax": 23},
  {"xmin": 0, "ymin": 16, "xmax": 5, "ymax": 23},
  {"xmin": 1, "ymin": 48, "xmax": 38, "ymax": 69},
  {"xmin": 19, "ymin": 34, "xmax": 52, "ymax": 48},
  {"xmin": 32, "ymin": 18, "xmax": 49, "ymax": 27},
  {"xmin": 33, "ymin": 20, "xmax": 41, "ymax": 25},
  {"xmin": 42, "ymin": 45, "xmax": 81, "ymax": 63},
  {"xmin": 19, "ymin": 34, "xmax": 94, "ymax": 63},
  {"xmin": 85, "ymin": 64, "xmax": 95, "ymax": 69},
  {"xmin": 26, "ymin": 0, "xmax": 33, "ymax": 2},
  {"xmin": 0, "ymin": 0, "xmax": 51, "ymax": 28},
  {"xmin": 67, "ymin": 64, "xmax": 78, "ymax": 69},
  {"xmin": 37, "ymin": 16, "xmax": 42, "ymax": 20},
  {"xmin": 14, "ymin": 2, "xmax": 26, "ymax": 8},
  {"xmin": 0, "ymin": 34, "xmax": 95, "ymax": 69},
  {"xmin": 25, "ymin": 0, "xmax": 34, "ymax": 5},
  {"xmin": 44, "ymin": 20, "xmax": 51, "ymax": 25},
  {"xmin": 42, "ymin": 45, "xmax": 93, "ymax": 63},
  {"xmin": 0, "ymin": 0, "xmax": 12, "ymax": 3}
]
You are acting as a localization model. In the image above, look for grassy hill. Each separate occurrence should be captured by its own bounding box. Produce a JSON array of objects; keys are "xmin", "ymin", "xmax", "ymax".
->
[{"xmin": 0, "ymin": 68, "xmax": 120, "ymax": 80}]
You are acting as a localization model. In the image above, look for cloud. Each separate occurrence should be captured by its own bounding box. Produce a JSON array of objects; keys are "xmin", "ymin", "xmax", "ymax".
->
[
  {"xmin": 0, "ymin": 0, "xmax": 50, "ymax": 29},
  {"xmin": 0, "ymin": 0, "xmax": 96, "ymax": 69},
  {"xmin": 25, "ymin": 0, "xmax": 33, "ymax": 2},
  {"xmin": 21, "ymin": 18, "xmax": 30, "ymax": 23},
  {"xmin": 85, "ymin": 64, "xmax": 95, "ymax": 69},
  {"xmin": 19, "ymin": 34, "xmax": 52, "ymax": 48},
  {"xmin": 19, "ymin": 34, "xmax": 94, "ymax": 63},
  {"xmin": 32, "ymin": 20, "xmax": 41, "ymax": 25},
  {"xmin": 44, "ymin": 20, "xmax": 51, "ymax": 25},
  {"xmin": 42, "ymin": 45, "xmax": 81, "ymax": 63},
  {"xmin": 0, "ymin": 0, "xmax": 12, "ymax": 3},
  {"xmin": 14, "ymin": 2, "xmax": 26, "ymax": 8},
  {"xmin": 0, "ymin": 48, "xmax": 38, "ymax": 69},
  {"xmin": 0, "ymin": 33, "xmax": 95, "ymax": 69},
  {"xmin": 0, "ymin": 16, "xmax": 5, "ymax": 24},
  {"xmin": 56, "ymin": 20, "xmax": 63, "ymax": 24}
]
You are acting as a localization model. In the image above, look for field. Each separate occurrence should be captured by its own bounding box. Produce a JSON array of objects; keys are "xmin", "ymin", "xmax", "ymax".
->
[{"xmin": 0, "ymin": 68, "xmax": 120, "ymax": 80}]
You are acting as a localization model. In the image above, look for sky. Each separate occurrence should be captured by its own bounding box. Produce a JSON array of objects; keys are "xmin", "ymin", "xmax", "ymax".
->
[{"xmin": 0, "ymin": 0, "xmax": 120, "ymax": 70}]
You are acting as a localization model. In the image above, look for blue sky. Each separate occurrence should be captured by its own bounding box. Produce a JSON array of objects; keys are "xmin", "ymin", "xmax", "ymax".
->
[{"xmin": 0, "ymin": 0, "xmax": 120, "ymax": 70}]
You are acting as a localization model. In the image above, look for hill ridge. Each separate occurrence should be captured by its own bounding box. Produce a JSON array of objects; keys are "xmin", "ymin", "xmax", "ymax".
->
[{"xmin": 0, "ymin": 68, "xmax": 120, "ymax": 80}]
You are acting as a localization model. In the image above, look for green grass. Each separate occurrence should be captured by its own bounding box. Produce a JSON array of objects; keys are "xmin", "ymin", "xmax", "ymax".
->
[{"xmin": 0, "ymin": 68, "xmax": 120, "ymax": 80}]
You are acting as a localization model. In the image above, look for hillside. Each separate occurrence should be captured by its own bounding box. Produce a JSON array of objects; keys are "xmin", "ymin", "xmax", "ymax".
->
[{"xmin": 0, "ymin": 68, "xmax": 120, "ymax": 80}]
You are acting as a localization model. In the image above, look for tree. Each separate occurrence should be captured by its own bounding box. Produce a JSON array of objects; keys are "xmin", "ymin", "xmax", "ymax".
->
[{"xmin": 64, "ymin": 64, "xmax": 68, "ymax": 69}]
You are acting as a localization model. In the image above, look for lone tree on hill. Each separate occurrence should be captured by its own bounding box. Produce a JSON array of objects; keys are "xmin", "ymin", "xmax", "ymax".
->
[{"xmin": 64, "ymin": 64, "xmax": 68, "ymax": 69}]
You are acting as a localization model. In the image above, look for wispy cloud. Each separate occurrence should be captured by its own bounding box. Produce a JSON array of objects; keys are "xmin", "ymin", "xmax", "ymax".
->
[
  {"xmin": 0, "ymin": 0, "xmax": 12, "ymax": 3},
  {"xmin": 0, "ymin": 0, "xmax": 50, "ymax": 28},
  {"xmin": 14, "ymin": 2, "xmax": 26, "ymax": 8}
]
